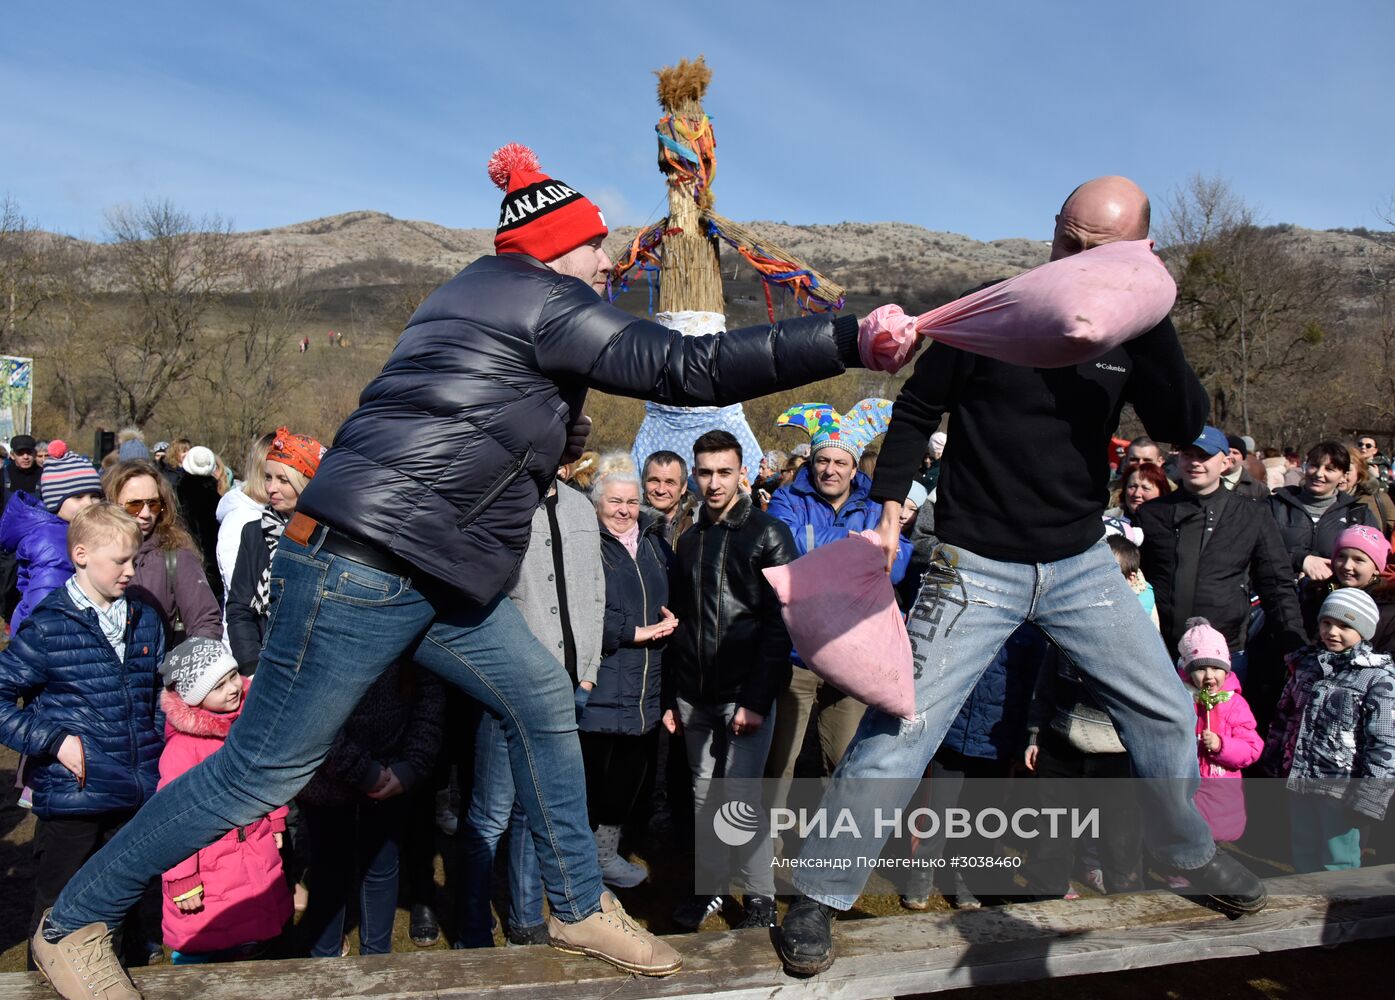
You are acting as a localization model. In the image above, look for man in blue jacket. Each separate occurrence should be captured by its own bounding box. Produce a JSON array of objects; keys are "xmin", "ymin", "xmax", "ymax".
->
[
  {"xmin": 34, "ymin": 144, "xmax": 872, "ymax": 994},
  {"xmin": 765, "ymin": 400, "xmax": 911, "ymax": 779}
]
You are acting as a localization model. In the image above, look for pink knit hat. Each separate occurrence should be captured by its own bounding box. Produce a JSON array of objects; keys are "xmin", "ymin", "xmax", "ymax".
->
[
  {"xmin": 1177, "ymin": 617, "xmax": 1231, "ymax": 673},
  {"xmin": 1332, "ymin": 524, "xmax": 1391, "ymax": 570}
]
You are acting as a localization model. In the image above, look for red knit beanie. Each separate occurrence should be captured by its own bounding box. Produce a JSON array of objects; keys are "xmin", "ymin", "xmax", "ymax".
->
[{"xmin": 488, "ymin": 143, "xmax": 608, "ymax": 262}]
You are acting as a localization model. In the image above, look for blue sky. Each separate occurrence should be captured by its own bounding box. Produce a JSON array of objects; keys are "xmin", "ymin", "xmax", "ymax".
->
[{"xmin": 3, "ymin": 1, "xmax": 1392, "ymax": 242}]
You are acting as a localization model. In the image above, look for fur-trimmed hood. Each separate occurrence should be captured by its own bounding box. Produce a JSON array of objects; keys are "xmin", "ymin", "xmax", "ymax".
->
[{"xmin": 161, "ymin": 677, "xmax": 250, "ymax": 739}]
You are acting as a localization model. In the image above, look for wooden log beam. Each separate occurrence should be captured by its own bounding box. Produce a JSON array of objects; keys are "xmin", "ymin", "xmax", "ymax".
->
[{"xmin": 4, "ymin": 867, "xmax": 1393, "ymax": 999}]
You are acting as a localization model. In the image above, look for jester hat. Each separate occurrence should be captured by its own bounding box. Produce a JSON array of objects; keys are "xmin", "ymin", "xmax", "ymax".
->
[{"xmin": 775, "ymin": 398, "xmax": 894, "ymax": 461}]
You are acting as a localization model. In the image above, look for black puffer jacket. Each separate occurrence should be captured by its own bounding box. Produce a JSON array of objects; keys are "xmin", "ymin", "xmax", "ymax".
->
[
  {"xmin": 1267, "ymin": 487, "xmax": 1374, "ymax": 574},
  {"xmin": 297, "ymin": 253, "xmax": 859, "ymax": 604},
  {"xmin": 580, "ymin": 514, "xmax": 671, "ymax": 736},
  {"xmin": 1136, "ymin": 489, "xmax": 1305, "ymax": 654},
  {"xmin": 666, "ymin": 494, "xmax": 797, "ymax": 715}
]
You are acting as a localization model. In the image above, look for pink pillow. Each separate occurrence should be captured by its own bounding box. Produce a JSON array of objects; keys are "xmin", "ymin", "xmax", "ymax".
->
[
  {"xmin": 859, "ymin": 240, "xmax": 1176, "ymax": 371},
  {"xmin": 762, "ymin": 531, "xmax": 915, "ymax": 720}
]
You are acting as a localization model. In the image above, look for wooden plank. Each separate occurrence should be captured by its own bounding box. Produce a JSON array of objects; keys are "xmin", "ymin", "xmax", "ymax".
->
[{"xmin": 3, "ymin": 867, "xmax": 1393, "ymax": 1000}]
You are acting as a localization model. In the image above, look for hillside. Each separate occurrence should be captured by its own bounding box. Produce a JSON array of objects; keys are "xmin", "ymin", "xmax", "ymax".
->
[{"xmin": 222, "ymin": 210, "xmax": 1055, "ymax": 301}]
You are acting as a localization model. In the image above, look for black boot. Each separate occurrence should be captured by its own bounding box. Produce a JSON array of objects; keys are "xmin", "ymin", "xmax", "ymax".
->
[
  {"xmin": 735, "ymin": 895, "xmax": 777, "ymax": 929},
  {"xmin": 1172, "ymin": 851, "xmax": 1267, "ymax": 918},
  {"xmin": 778, "ymin": 896, "xmax": 838, "ymax": 975},
  {"xmin": 409, "ymin": 904, "xmax": 440, "ymax": 947}
]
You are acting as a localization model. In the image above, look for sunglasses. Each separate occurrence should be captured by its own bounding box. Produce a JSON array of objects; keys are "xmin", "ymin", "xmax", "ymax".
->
[
  {"xmin": 121, "ymin": 498, "xmax": 163, "ymax": 516},
  {"xmin": 1359, "ymin": 442, "xmax": 1377, "ymax": 449}
]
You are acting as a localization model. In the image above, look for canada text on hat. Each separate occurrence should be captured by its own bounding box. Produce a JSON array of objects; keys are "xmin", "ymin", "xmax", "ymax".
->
[{"xmin": 488, "ymin": 143, "xmax": 608, "ymax": 262}]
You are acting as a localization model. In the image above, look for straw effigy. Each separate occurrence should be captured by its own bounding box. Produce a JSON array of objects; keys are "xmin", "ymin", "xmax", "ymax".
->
[{"xmin": 623, "ymin": 57, "xmax": 846, "ymax": 475}]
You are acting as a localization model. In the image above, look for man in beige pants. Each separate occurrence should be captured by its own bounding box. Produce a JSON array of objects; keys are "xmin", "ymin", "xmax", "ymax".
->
[{"xmin": 763, "ymin": 399, "xmax": 912, "ymax": 778}]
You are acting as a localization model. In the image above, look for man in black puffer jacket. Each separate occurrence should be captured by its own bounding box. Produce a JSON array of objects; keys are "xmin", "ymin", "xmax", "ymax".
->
[{"xmin": 37, "ymin": 145, "xmax": 871, "ymax": 991}]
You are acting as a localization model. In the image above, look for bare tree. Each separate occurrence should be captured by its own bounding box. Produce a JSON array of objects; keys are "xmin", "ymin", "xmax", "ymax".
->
[
  {"xmin": 33, "ymin": 239, "xmax": 111, "ymax": 433},
  {"xmin": 0, "ymin": 196, "xmax": 53, "ymax": 352},
  {"xmin": 101, "ymin": 200, "xmax": 238, "ymax": 427},
  {"xmin": 1160, "ymin": 175, "xmax": 1340, "ymax": 436},
  {"xmin": 191, "ymin": 248, "xmax": 316, "ymax": 455}
]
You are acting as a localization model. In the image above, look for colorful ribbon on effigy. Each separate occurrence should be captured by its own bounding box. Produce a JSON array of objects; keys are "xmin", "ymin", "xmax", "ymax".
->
[
  {"xmin": 607, "ymin": 217, "xmax": 847, "ymax": 320},
  {"xmin": 704, "ymin": 217, "xmax": 846, "ymax": 319},
  {"xmin": 656, "ymin": 113, "xmax": 716, "ymax": 199},
  {"xmin": 606, "ymin": 222, "xmax": 671, "ymax": 309}
]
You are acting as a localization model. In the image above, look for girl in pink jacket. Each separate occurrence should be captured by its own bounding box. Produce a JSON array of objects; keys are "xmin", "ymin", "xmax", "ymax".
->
[
  {"xmin": 1176, "ymin": 618, "xmax": 1264, "ymax": 843},
  {"xmin": 158, "ymin": 638, "xmax": 291, "ymax": 963}
]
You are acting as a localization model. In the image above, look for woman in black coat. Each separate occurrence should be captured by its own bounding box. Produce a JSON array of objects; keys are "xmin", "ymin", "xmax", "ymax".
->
[
  {"xmin": 1268, "ymin": 440, "xmax": 1374, "ymax": 584},
  {"xmin": 575, "ymin": 471, "xmax": 676, "ymax": 889},
  {"xmin": 225, "ymin": 429, "xmax": 324, "ymax": 673}
]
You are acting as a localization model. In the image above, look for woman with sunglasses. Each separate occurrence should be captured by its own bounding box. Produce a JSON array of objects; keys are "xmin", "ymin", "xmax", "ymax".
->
[
  {"xmin": 101, "ymin": 460, "xmax": 223, "ymax": 646},
  {"xmin": 225, "ymin": 428, "xmax": 325, "ymax": 675}
]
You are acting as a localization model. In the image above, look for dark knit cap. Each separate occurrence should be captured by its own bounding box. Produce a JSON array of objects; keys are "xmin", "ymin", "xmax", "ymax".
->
[{"xmin": 40, "ymin": 450, "xmax": 103, "ymax": 514}]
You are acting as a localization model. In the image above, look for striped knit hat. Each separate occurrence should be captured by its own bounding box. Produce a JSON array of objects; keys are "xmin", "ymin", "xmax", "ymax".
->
[
  {"xmin": 1319, "ymin": 588, "xmax": 1379, "ymax": 642},
  {"xmin": 40, "ymin": 444, "xmax": 103, "ymax": 514}
]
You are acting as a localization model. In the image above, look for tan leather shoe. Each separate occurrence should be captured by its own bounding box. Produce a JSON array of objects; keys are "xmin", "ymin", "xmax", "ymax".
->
[
  {"xmin": 548, "ymin": 891, "xmax": 683, "ymax": 977},
  {"xmin": 30, "ymin": 911, "xmax": 141, "ymax": 1000}
]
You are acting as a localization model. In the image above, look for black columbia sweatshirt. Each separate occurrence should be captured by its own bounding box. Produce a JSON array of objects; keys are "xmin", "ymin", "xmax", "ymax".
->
[{"xmin": 870, "ymin": 315, "xmax": 1208, "ymax": 564}]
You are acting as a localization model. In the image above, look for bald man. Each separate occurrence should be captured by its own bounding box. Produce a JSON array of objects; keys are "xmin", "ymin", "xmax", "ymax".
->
[{"xmin": 778, "ymin": 177, "xmax": 1266, "ymax": 976}]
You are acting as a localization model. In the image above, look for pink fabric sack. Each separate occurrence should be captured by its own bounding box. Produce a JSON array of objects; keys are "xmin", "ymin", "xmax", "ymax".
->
[
  {"xmin": 762, "ymin": 531, "xmax": 915, "ymax": 720},
  {"xmin": 859, "ymin": 239, "xmax": 1176, "ymax": 372}
]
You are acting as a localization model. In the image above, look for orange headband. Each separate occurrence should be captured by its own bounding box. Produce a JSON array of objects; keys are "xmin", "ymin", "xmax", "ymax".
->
[{"xmin": 267, "ymin": 427, "xmax": 325, "ymax": 480}]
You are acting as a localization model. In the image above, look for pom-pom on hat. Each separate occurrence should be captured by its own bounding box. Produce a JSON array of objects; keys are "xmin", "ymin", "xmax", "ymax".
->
[
  {"xmin": 776, "ymin": 398, "xmax": 894, "ymax": 461},
  {"xmin": 1332, "ymin": 524, "xmax": 1390, "ymax": 571},
  {"xmin": 1320, "ymin": 589, "xmax": 1379, "ymax": 642},
  {"xmin": 488, "ymin": 143, "xmax": 608, "ymax": 263},
  {"xmin": 182, "ymin": 445, "xmax": 217, "ymax": 477},
  {"xmin": 1177, "ymin": 617, "xmax": 1231, "ymax": 673},
  {"xmin": 41, "ymin": 450, "xmax": 102, "ymax": 514},
  {"xmin": 162, "ymin": 637, "xmax": 238, "ymax": 706}
]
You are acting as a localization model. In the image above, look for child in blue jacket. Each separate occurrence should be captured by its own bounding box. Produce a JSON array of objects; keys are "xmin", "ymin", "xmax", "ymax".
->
[
  {"xmin": 0, "ymin": 503, "xmax": 166, "ymax": 967},
  {"xmin": 0, "ymin": 444, "xmax": 104, "ymax": 629}
]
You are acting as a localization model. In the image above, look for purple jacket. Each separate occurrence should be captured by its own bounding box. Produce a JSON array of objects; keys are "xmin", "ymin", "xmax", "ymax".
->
[
  {"xmin": 0, "ymin": 492, "xmax": 74, "ymax": 630},
  {"xmin": 128, "ymin": 534, "xmax": 222, "ymax": 643}
]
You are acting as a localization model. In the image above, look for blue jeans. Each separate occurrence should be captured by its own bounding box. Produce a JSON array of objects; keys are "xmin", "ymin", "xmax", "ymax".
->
[
  {"xmin": 456, "ymin": 705, "xmax": 545, "ymax": 947},
  {"xmin": 301, "ymin": 801, "xmax": 402, "ymax": 957},
  {"xmin": 49, "ymin": 534, "xmax": 603, "ymax": 934},
  {"xmin": 793, "ymin": 538, "xmax": 1216, "ymax": 909}
]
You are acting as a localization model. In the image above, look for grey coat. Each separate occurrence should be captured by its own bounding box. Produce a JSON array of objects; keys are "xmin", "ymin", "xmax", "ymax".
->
[
  {"xmin": 506, "ymin": 484, "xmax": 604, "ymax": 685},
  {"xmin": 1263, "ymin": 643, "xmax": 1395, "ymax": 819}
]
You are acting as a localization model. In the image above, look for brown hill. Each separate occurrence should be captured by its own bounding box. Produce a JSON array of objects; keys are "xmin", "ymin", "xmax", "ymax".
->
[{"xmin": 232, "ymin": 210, "xmax": 1054, "ymax": 296}]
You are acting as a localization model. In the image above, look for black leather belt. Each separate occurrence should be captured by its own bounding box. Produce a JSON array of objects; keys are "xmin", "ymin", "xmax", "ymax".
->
[{"xmin": 287, "ymin": 512, "xmax": 416, "ymax": 579}]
